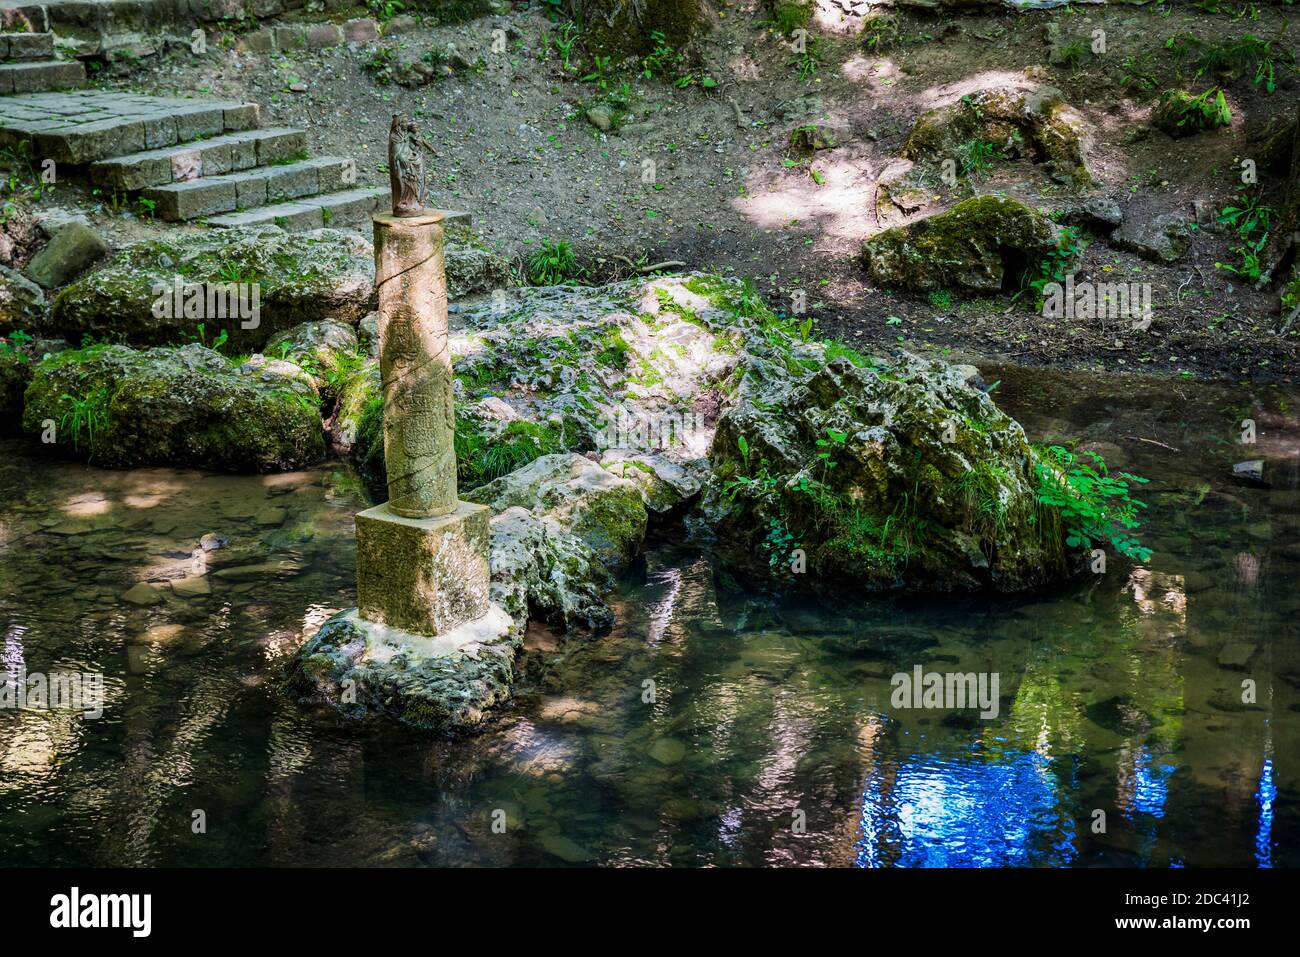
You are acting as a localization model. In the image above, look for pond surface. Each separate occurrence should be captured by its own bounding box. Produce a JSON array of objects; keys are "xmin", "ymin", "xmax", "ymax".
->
[{"xmin": 1, "ymin": 366, "xmax": 1298, "ymax": 867}]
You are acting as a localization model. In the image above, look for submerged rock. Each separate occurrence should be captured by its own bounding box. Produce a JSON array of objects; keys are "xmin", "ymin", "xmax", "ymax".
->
[
  {"xmin": 21, "ymin": 342, "xmax": 325, "ymax": 470},
  {"xmin": 862, "ymin": 195, "xmax": 1070, "ymax": 292},
  {"xmin": 284, "ymin": 606, "xmax": 519, "ymax": 732},
  {"xmin": 695, "ymin": 350, "xmax": 1071, "ymax": 592}
]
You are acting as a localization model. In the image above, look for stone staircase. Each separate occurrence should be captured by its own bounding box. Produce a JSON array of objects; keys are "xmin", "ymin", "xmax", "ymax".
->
[
  {"xmin": 0, "ymin": 84, "xmax": 386, "ymax": 231},
  {"xmin": 0, "ymin": 26, "xmax": 85, "ymax": 94}
]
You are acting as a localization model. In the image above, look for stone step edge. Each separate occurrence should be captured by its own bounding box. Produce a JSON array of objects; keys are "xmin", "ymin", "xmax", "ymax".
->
[
  {"xmin": 204, "ymin": 186, "xmax": 392, "ymax": 230},
  {"xmin": 0, "ymin": 59, "xmax": 84, "ymax": 95},
  {"xmin": 89, "ymin": 127, "xmax": 309, "ymax": 190},
  {"xmin": 0, "ymin": 30, "xmax": 55, "ymax": 61},
  {"xmin": 206, "ymin": 194, "xmax": 472, "ymax": 230},
  {"xmin": 141, "ymin": 156, "xmax": 360, "ymax": 220}
]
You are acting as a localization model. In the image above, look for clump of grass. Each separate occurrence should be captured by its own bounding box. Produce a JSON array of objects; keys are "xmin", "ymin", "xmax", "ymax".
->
[{"xmin": 527, "ymin": 238, "xmax": 578, "ymax": 285}]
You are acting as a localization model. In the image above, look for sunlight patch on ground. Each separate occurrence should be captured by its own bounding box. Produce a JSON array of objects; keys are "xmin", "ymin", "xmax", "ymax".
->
[{"xmin": 734, "ymin": 152, "xmax": 875, "ymax": 243}]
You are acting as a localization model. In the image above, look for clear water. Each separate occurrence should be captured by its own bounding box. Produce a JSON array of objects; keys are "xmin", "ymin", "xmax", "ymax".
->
[{"xmin": 1, "ymin": 366, "xmax": 1298, "ymax": 867}]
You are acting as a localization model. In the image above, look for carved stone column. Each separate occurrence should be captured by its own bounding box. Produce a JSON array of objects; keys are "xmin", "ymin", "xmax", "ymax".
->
[{"xmin": 354, "ymin": 210, "xmax": 491, "ymax": 636}]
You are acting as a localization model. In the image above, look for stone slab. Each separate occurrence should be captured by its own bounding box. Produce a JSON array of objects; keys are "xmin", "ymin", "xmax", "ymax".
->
[{"xmin": 355, "ymin": 500, "xmax": 491, "ymax": 636}]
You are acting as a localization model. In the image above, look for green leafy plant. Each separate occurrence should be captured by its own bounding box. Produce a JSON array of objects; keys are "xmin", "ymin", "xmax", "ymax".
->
[
  {"xmin": 788, "ymin": 37, "xmax": 822, "ymax": 80},
  {"xmin": 1033, "ymin": 445, "xmax": 1152, "ymax": 561},
  {"xmin": 527, "ymin": 238, "xmax": 578, "ymax": 285},
  {"xmin": 1022, "ymin": 226, "xmax": 1085, "ymax": 308},
  {"xmin": 1215, "ymin": 191, "xmax": 1275, "ymax": 281},
  {"xmin": 859, "ymin": 13, "xmax": 899, "ymax": 52}
]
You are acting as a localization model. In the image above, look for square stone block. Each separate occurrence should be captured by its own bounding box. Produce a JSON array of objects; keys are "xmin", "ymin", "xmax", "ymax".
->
[{"xmin": 356, "ymin": 501, "xmax": 491, "ymax": 636}]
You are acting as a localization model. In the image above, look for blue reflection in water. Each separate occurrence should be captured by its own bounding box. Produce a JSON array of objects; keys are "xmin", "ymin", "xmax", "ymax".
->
[
  {"xmin": 1128, "ymin": 748, "xmax": 1174, "ymax": 820},
  {"xmin": 855, "ymin": 745, "xmax": 1076, "ymax": 868},
  {"xmin": 1255, "ymin": 758, "xmax": 1275, "ymax": 869}
]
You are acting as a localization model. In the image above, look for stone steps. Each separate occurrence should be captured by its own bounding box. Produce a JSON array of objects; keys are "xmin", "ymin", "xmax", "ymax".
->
[
  {"xmin": 1, "ymin": 30, "xmax": 55, "ymax": 60},
  {"xmin": 0, "ymin": 58, "xmax": 83, "ymax": 94},
  {"xmin": 90, "ymin": 127, "xmax": 309, "ymax": 190},
  {"xmin": 206, "ymin": 186, "xmax": 390, "ymax": 231},
  {"xmin": 141, "ymin": 155, "xmax": 358, "ymax": 221},
  {"xmin": 0, "ymin": 92, "xmax": 260, "ymax": 164}
]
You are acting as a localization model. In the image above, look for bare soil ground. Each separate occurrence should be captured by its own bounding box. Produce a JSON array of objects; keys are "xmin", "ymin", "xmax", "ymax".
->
[{"xmin": 70, "ymin": 1, "xmax": 1300, "ymax": 382}]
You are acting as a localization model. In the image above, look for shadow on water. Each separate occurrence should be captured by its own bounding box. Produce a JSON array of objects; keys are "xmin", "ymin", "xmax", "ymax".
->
[{"xmin": 1, "ymin": 365, "xmax": 1298, "ymax": 867}]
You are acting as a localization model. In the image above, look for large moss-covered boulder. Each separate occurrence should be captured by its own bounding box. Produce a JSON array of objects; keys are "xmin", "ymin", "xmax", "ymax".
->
[
  {"xmin": 21, "ymin": 342, "xmax": 325, "ymax": 470},
  {"xmin": 901, "ymin": 85, "xmax": 1094, "ymax": 187},
  {"xmin": 50, "ymin": 226, "xmax": 374, "ymax": 352},
  {"xmin": 696, "ymin": 350, "xmax": 1070, "ymax": 592},
  {"xmin": 862, "ymin": 195, "xmax": 1070, "ymax": 292},
  {"xmin": 466, "ymin": 453, "xmax": 648, "ymax": 574}
]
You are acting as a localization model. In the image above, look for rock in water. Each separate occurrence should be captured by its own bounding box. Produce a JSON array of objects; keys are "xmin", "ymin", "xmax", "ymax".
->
[
  {"xmin": 695, "ymin": 350, "xmax": 1072, "ymax": 593},
  {"xmin": 466, "ymin": 453, "xmax": 648, "ymax": 574},
  {"xmin": 21, "ymin": 343, "xmax": 325, "ymax": 470},
  {"xmin": 862, "ymin": 196, "xmax": 1071, "ymax": 293}
]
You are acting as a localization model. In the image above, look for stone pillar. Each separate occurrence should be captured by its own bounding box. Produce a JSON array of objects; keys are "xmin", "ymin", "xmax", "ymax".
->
[
  {"xmin": 354, "ymin": 210, "xmax": 491, "ymax": 636},
  {"xmin": 373, "ymin": 210, "xmax": 458, "ymax": 518}
]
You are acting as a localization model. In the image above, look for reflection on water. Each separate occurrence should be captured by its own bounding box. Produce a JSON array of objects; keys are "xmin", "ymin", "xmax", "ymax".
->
[{"xmin": 1, "ymin": 366, "xmax": 1298, "ymax": 867}]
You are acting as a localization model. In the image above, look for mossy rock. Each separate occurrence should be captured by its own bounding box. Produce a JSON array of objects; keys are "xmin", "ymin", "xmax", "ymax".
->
[
  {"xmin": 862, "ymin": 195, "xmax": 1068, "ymax": 293},
  {"xmin": 466, "ymin": 453, "xmax": 648, "ymax": 574},
  {"xmin": 0, "ymin": 264, "xmax": 45, "ymax": 332},
  {"xmin": 21, "ymin": 342, "xmax": 325, "ymax": 470},
  {"xmin": 265, "ymin": 320, "xmax": 363, "ymax": 401},
  {"xmin": 901, "ymin": 86, "xmax": 1094, "ymax": 187},
  {"xmin": 49, "ymin": 226, "xmax": 375, "ymax": 353},
  {"xmin": 696, "ymin": 351, "xmax": 1072, "ymax": 593}
]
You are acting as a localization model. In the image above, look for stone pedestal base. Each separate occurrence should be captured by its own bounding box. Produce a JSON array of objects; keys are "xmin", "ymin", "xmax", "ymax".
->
[{"xmin": 356, "ymin": 500, "xmax": 491, "ymax": 635}]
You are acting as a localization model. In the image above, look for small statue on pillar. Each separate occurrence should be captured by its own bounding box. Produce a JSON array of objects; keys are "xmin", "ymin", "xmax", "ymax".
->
[{"xmin": 388, "ymin": 113, "xmax": 437, "ymax": 217}]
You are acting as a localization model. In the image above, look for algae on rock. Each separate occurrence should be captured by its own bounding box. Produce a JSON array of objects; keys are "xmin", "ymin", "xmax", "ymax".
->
[{"xmin": 21, "ymin": 342, "xmax": 325, "ymax": 470}]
